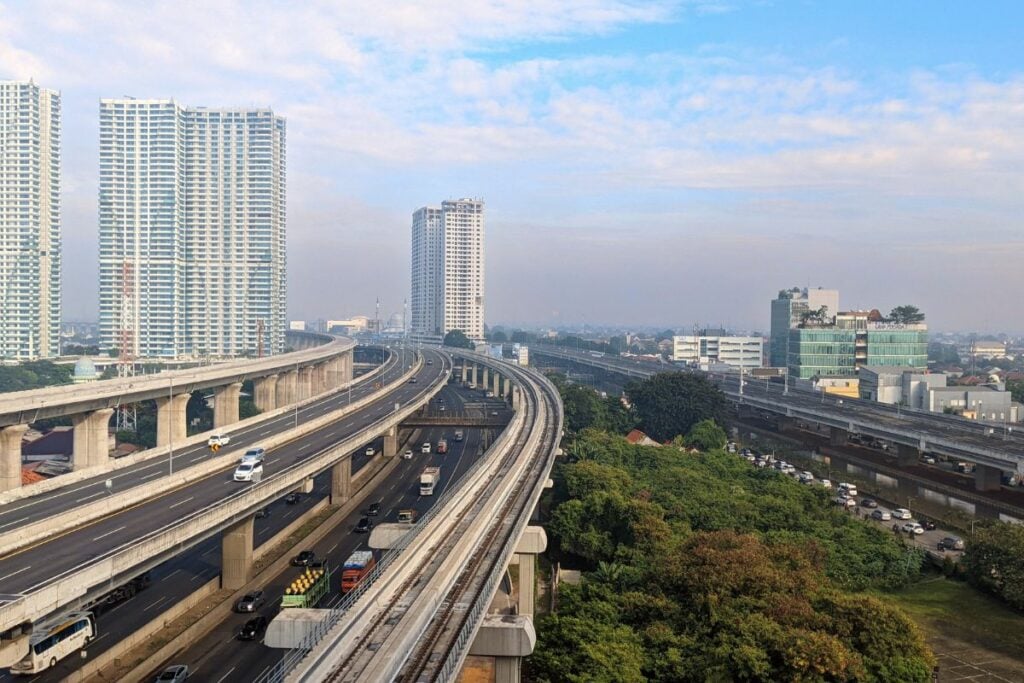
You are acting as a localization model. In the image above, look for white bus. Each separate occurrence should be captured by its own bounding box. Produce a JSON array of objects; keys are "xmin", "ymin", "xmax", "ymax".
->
[{"xmin": 11, "ymin": 612, "xmax": 95, "ymax": 675}]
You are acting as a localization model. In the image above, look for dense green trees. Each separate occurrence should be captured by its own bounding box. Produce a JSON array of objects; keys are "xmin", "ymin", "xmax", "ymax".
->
[
  {"xmin": 683, "ymin": 418, "xmax": 727, "ymax": 451},
  {"xmin": 0, "ymin": 361, "xmax": 72, "ymax": 393},
  {"xmin": 532, "ymin": 430, "xmax": 935, "ymax": 681},
  {"xmin": 625, "ymin": 372, "xmax": 726, "ymax": 442},
  {"xmin": 888, "ymin": 305, "xmax": 926, "ymax": 324},
  {"xmin": 442, "ymin": 329, "xmax": 474, "ymax": 349},
  {"xmin": 962, "ymin": 521, "xmax": 1024, "ymax": 610},
  {"xmin": 548, "ymin": 374, "xmax": 634, "ymax": 435}
]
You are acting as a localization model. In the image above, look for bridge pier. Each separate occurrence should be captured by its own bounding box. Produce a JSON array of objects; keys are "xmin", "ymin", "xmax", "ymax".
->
[
  {"xmin": 467, "ymin": 615, "xmax": 536, "ymax": 683},
  {"xmin": 461, "ymin": 362, "xmax": 469, "ymax": 384},
  {"xmin": 482, "ymin": 367, "xmax": 490, "ymax": 393},
  {"xmin": 895, "ymin": 443, "xmax": 919, "ymax": 467},
  {"xmin": 221, "ymin": 516, "xmax": 254, "ymax": 590},
  {"xmin": 331, "ymin": 457, "xmax": 352, "ymax": 504},
  {"xmin": 503, "ymin": 378, "xmax": 511, "ymax": 400},
  {"xmin": 155, "ymin": 393, "xmax": 190, "ymax": 447},
  {"xmin": 473, "ymin": 363, "xmax": 480, "ymax": 387},
  {"xmin": 343, "ymin": 351, "xmax": 353, "ymax": 384},
  {"xmin": 298, "ymin": 366, "xmax": 314, "ymax": 401},
  {"xmin": 71, "ymin": 408, "xmax": 113, "ymax": 469},
  {"xmin": 515, "ymin": 526, "xmax": 547, "ymax": 618},
  {"xmin": 492, "ymin": 372, "xmax": 501, "ymax": 397},
  {"xmin": 0, "ymin": 424, "xmax": 27, "ymax": 492},
  {"xmin": 829, "ymin": 426, "xmax": 848, "ymax": 447},
  {"xmin": 254, "ymin": 374, "xmax": 278, "ymax": 412},
  {"xmin": 276, "ymin": 370, "xmax": 298, "ymax": 407},
  {"xmin": 213, "ymin": 382, "xmax": 242, "ymax": 428},
  {"xmin": 383, "ymin": 425, "xmax": 399, "ymax": 457},
  {"xmin": 976, "ymin": 464, "xmax": 1003, "ymax": 492}
]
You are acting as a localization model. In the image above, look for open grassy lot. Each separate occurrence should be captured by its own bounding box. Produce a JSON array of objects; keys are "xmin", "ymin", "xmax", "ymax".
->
[{"xmin": 874, "ymin": 576, "xmax": 1024, "ymax": 681}]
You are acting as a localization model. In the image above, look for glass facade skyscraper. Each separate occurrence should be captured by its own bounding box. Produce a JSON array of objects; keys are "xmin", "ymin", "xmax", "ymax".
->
[
  {"xmin": 99, "ymin": 99, "xmax": 286, "ymax": 359},
  {"xmin": 0, "ymin": 81, "xmax": 60, "ymax": 360}
]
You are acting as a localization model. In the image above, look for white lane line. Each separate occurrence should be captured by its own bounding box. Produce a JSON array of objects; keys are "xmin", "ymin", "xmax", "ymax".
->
[
  {"xmin": 92, "ymin": 525, "xmax": 127, "ymax": 542},
  {"xmin": 143, "ymin": 596, "xmax": 168, "ymax": 611},
  {"xmin": 0, "ymin": 519, "xmax": 25, "ymax": 532},
  {"xmin": 162, "ymin": 568, "xmax": 183, "ymax": 582},
  {"xmin": 139, "ymin": 471, "xmax": 163, "ymax": 481},
  {"xmin": 328, "ymin": 541, "xmax": 339, "ymax": 555},
  {"xmin": 260, "ymin": 429, "xmax": 273, "ymax": 436},
  {"xmin": 215, "ymin": 667, "xmax": 237, "ymax": 683},
  {"xmin": 75, "ymin": 491, "xmax": 106, "ymax": 503},
  {"xmin": 201, "ymin": 546, "xmax": 217, "ymax": 558},
  {"xmin": 168, "ymin": 496, "xmax": 195, "ymax": 510},
  {"xmin": 0, "ymin": 566, "xmax": 31, "ymax": 582}
]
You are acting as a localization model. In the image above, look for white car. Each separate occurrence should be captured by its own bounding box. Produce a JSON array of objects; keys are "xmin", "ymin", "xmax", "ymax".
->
[
  {"xmin": 208, "ymin": 433, "xmax": 231, "ymax": 447},
  {"xmin": 421, "ymin": 442, "xmax": 432, "ymax": 454},
  {"xmin": 798, "ymin": 471, "xmax": 815, "ymax": 484},
  {"xmin": 902, "ymin": 522, "xmax": 925, "ymax": 535},
  {"xmin": 819, "ymin": 479, "xmax": 832, "ymax": 489},
  {"xmin": 402, "ymin": 449, "xmax": 414, "ymax": 460},
  {"xmin": 365, "ymin": 446, "xmax": 376, "ymax": 457},
  {"xmin": 871, "ymin": 509, "xmax": 892, "ymax": 521},
  {"xmin": 240, "ymin": 447, "xmax": 265, "ymax": 464},
  {"xmin": 838, "ymin": 483, "xmax": 858, "ymax": 497},
  {"xmin": 834, "ymin": 496, "xmax": 856, "ymax": 508},
  {"xmin": 234, "ymin": 462, "xmax": 263, "ymax": 482},
  {"xmin": 891, "ymin": 508, "xmax": 913, "ymax": 520}
]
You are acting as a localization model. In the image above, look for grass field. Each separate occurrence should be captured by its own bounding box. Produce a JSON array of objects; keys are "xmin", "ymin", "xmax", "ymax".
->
[{"xmin": 874, "ymin": 575, "xmax": 1024, "ymax": 681}]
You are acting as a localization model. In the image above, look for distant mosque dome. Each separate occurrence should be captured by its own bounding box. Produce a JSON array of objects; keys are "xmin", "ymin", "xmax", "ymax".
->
[{"xmin": 73, "ymin": 357, "xmax": 98, "ymax": 383}]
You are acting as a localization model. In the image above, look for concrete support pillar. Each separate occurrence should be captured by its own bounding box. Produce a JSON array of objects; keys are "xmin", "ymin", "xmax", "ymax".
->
[
  {"xmin": 469, "ymin": 615, "xmax": 537, "ymax": 683},
  {"xmin": 254, "ymin": 374, "xmax": 278, "ymax": 413},
  {"xmin": 976, "ymin": 464, "xmax": 1003, "ymax": 491},
  {"xmin": 328, "ymin": 357, "xmax": 343, "ymax": 388},
  {"xmin": 331, "ymin": 457, "xmax": 352, "ymax": 504},
  {"xmin": 213, "ymin": 382, "xmax": 242, "ymax": 428},
  {"xmin": 829, "ymin": 426, "xmax": 848, "ymax": 447},
  {"xmin": 492, "ymin": 372, "xmax": 501, "ymax": 397},
  {"xmin": 482, "ymin": 367, "xmax": 490, "ymax": 392},
  {"xmin": 383, "ymin": 425, "xmax": 398, "ymax": 457},
  {"xmin": 895, "ymin": 443, "xmax": 919, "ymax": 467},
  {"xmin": 344, "ymin": 351, "xmax": 354, "ymax": 383},
  {"xmin": 298, "ymin": 366, "xmax": 314, "ymax": 401},
  {"xmin": 473, "ymin": 364, "xmax": 480, "ymax": 387},
  {"xmin": 71, "ymin": 408, "xmax": 113, "ymax": 470},
  {"xmin": 221, "ymin": 515, "xmax": 254, "ymax": 590},
  {"xmin": 156, "ymin": 393, "xmax": 190, "ymax": 448},
  {"xmin": 503, "ymin": 378, "xmax": 511, "ymax": 400},
  {"xmin": 0, "ymin": 424, "xmax": 27, "ymax": 492},
  {"xmin": 515, "ymin": 526, "xmax": 547, "ymax": 618},
  {"xmin": 461, "ymin": 362, "xmax": 469, "ymax": 383},
  {"xmin": 276, "ymin": 370, "xmax": 297, "ymax": 407}
]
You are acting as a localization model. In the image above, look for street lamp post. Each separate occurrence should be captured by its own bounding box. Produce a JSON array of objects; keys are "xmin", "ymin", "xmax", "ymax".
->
[{"xmin": 168, "ymin": 376, "xmax": 174, "ymax": 476}]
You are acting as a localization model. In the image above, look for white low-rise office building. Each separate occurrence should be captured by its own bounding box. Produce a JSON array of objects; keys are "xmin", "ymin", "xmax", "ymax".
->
[{"xmin": 672, "ymin": 334, "xmax": 763, "ymax": 370}]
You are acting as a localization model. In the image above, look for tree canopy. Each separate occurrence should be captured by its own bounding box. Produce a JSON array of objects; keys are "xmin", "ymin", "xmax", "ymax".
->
[
  {"xmin": 531, "ymin": 431, "xmax": 935, "ymax": 682},
  {"xmin": 625, "ymin": 372, "xmax": 727, "ymax": 442},
  {"xmin": 489, "ymin": 330, "xmax": 508, "ymax": 342},
  {"xmin": 442, "ymin": 329, "xmax": 474, "ymax": 349},
  {"xmin": 549, "ymin": 374, "xmax": 635, "ymax": 435},
  {"xmin": 683, "ymin": 418, "xmax": 727, "ymax": 451},
  {"xmin": 887, "ymin": 305, "xmax": 926, "ymax": 324},
  {"xmin": 0, "ymin": 361, "xmax": 73, "ymax": 393},
  {"xmin": 962, "ymin": 520, "xmax": 1024, "ymax": 610}
]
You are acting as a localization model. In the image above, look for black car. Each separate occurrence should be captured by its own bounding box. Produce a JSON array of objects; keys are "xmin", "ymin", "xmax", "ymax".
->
[
  {"xmin": 859, "ymin": 498, "xmax": 879, "ymax": 508},
  {"xmin": 235, "ymin": 590, "xmax": 265, "ymax": 613},
  {"xmin": 355, "ymin": 517, "xmax": 372, "ymax": 533},
  {"xmin": 409, "ymin": 378, "xmax": 418, "ymax": 384},
  {"xmin": 255, "ymin": 507, "xmax": 270, "ymax": 519},
  {"xmin": 239, "ymin": 616, "xmax": 268, "ymax": 641},
  {"xmin": 919, "ymin": 519, "xmax": 937, "ymax": 531},
  {"xmin": 938, "ymin": 536, "xmax": 964, "ymax": 551},
  {"xmin": 291, "ymin": 550, "xmax": 316, "ymax": 566},
  {"xmin": 285, "ymin": 492, "xmax": 300, "ymax": 505},
  {"xmin": 365, "ymin": 502, "xmax": 382, "ymax": 517}
]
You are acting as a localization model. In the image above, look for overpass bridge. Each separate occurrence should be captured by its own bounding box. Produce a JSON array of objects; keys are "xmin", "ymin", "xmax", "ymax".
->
[
  {"xmin": 245, "ymin": 350, "xmax": 562, "ymax": 683},
  {"xmin": 532, "ymin": 346, "xmax": 1024, "ymax": 491}
]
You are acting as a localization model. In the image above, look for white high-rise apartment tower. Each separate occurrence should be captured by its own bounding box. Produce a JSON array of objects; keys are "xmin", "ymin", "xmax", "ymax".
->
[
  {"xmin": 0, "ymin": 81, "xmax": 60, "ymax": 360},
  {"xmin": 410, "ymin": 199, "xmax": 484, "ymax": 343},
  {"xmin": 99, "ymin": 99, "xmax": 286, "ymax": 359}
]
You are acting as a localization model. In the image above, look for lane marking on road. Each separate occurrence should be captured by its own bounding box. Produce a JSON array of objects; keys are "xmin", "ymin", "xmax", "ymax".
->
[
  {"xmin": 74, "ymin": 491, "xmax": 106, "ymax": 504},
  {"xmin": 328, "ymin": 540, "xmax": 340, "ymax": 555},
  {"xmin": 168, "ymin": 496, "xmax": 195, "ymax": 510},
  {"xmin": 139, "ymin": 471, "xmax": 163, "ymax": 481},
  {"xmin": 162, "ymin": 568, "xmax": 182, "ymax": 581},
  {"xmin": 92, "ymin": 525, "xmax": 127, "ymax": 542},
  {"xmin": 0, "ymin": 519, "xmax": 25, "ymax": 532},
  {"xmin": 142, "ymin": 596, "xmax": 168, "ymax": 611},
  {"xmin": 0, "ymin": 566, "xmax": 31, "ymax": 582},
  {"xmin": 215, "ymin": 667, "xmax": 237, "ymax": 683},
  {"xmin": 260, "ymin": 429, "xmax": 273, "ymax": 436}
]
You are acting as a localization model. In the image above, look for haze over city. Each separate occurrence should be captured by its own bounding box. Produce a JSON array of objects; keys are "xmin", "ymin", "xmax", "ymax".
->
[{"xmin": 1, "ymin": 1, "xmax": 1022, "ymax": 331}]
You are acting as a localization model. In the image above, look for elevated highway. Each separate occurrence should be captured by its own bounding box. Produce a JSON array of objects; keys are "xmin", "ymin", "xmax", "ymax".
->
[
  {"xmin": 0, "ymin": 334, "xmax": 357, "ymax": 492},
  {"xmin": 0, "ymin": 348, "xmax": 454, "ymax": 646},
  {"xmin": 533, "ymin": 346, "xmax": 1024, "ymax": 489}
]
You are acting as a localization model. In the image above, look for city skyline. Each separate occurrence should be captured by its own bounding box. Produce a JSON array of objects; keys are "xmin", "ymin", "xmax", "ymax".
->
[{"xmin": 0, "ymin": 2, "xmax": 1021, "ymax": 332}]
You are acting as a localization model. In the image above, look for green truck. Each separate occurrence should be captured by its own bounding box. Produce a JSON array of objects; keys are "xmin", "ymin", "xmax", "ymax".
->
[{"xmin": 280, "ymin": 562, "xmax": 331, "ymax": 609}]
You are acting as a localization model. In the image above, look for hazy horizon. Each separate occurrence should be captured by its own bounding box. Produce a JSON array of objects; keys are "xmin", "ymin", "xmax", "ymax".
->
[{"xmin": 2, "ymin": 2, "xmax": 1022, "ymax": 333}]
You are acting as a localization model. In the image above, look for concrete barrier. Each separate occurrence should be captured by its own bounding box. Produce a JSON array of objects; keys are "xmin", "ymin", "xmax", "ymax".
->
[
  {"xmin": 94, "ymin": 450, "xmax": 405, "ymax": 683},
  {"xmin": 0, "ymin": 359, "xmax": 445, "ymax": 634},
  {"xmin": 0, "ymin": 357, "xmax": 411, "ymax": 557},
  {"xmin": 0, "ymin": 354, "xmax": 388, "ymax": 506}
]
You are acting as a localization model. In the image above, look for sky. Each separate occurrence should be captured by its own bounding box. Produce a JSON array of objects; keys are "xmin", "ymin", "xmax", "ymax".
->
[{"xmin": 1, "ymin": 1, "xmax": 1022, "ymax": 333}]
